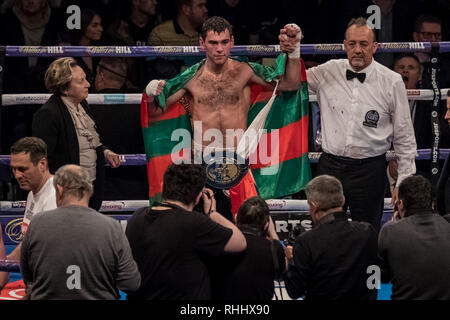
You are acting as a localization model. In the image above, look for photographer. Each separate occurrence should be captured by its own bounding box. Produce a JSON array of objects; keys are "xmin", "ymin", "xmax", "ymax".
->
[
  {"xmin": 378, "ymin": 175, "xmax": 450, "ymax": 300},
  {"xmin": 283, "ymin": 175, "xmax": 378, "ymax": 300},
  {"xmin": 209, "ymin": 197, "xmax": 285, "ymax": 300},
  {"xmin": 125, "ymin": 164, "xmax": 246, "ymax": 300}
]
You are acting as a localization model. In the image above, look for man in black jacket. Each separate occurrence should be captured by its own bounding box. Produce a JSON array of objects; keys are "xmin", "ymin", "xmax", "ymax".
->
[
  {"xmin": 209, "ymin": 196, "xmax": 285, "ymax": 300},
  {"xmin": 379, "ymin": 175, "xmax": 450, "ymax": 299},
  {"xmin": 125, "ymin": 164, "xmax": 246, "ymax": 300},
  {"xmin": 284, "ymin": 175, "xmax": 378, "ymax": 300}
]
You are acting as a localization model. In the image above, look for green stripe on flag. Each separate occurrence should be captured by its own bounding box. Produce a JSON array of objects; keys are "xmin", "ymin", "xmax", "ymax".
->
[
  {"xmin": 248, "ymin": 83, "xmax": 309, "ymax": 128},
  {"xmin": 252, "ymin": 153, "xmax": 311, "ymax": 199},
  {"xmin": 143, "ymin": 115, "xmax": 192, "ymax": 158},
  {"xmin": 150, "ymin": 194, "xmax": 162, "ymax": 206}
]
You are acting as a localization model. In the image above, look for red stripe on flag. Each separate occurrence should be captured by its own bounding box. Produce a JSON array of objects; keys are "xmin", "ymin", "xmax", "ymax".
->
[
  {"xmin": 148, "ymin": 102, "xmax": 187, "ymax": 124},
  {"xmin": 250, "ymin": 84, "xmax": 274, "ymax": 105},
  {"xmin": 147, "ymin": 149, "xmax": 191, "ymax": 198},
  {"xmin": 300, "ymin": 59, "xmax": 307, "ymax": 82},
  {"xmin": 140, "ymin": 93, "xmax": 187, "ymax": 126},
  {"xmin": 249, "ymin": 116, "xmax": 308, "ymax": 169},
  {"xmin": 140, "ymin": 93, "xmax": 148, "ymax": 128}
]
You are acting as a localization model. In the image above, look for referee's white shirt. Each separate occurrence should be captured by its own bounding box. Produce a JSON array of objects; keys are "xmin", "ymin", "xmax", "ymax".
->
[{"xmin": 307, "ymin": 58, "xmax": 417, "ymax": 186}]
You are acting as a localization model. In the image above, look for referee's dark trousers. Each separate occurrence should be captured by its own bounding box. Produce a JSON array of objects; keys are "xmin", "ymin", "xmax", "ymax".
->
[{"xmin": 318, "ymin": 152, "xmax": 386, "ymax": 232}]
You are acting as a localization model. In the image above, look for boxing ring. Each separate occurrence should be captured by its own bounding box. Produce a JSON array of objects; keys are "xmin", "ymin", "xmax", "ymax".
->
[{"xmin": 0, "ymin": 42, "xmax": 449, "ymax": 300}]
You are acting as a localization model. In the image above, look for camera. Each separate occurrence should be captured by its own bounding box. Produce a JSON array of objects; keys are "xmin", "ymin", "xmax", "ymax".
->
[
  {"xmin": 193, "ymin": 190, "xmax": 213, "ymax": 215},
  {"xmin": 193, "ymin": 199, "xmax": 205, "ymax": 214},
  {"xmin": 285, "ymin": 224, "xmax": 305, "ymax": 246}
]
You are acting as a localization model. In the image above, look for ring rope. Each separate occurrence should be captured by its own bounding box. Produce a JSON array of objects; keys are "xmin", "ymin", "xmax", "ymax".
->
[
  {"xmin": 1, "ymin": 89, "xmax": 449, "ymax": 106},
  {"xmin": 0, "ymin": 198, "xmax": 395, "ymax": 213},
  {"xmin": 0, "ymin": 260, "xmax": 20, "ymax": 273},
  {"xmin": 3, "ymin": 41, "xmax": 450, "ymax": 57},
  {"xmin": 0, "ymin": 149, "xmax": 448, "ymax": 166}
]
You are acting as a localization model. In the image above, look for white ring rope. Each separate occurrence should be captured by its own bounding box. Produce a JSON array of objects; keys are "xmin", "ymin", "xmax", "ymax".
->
[
  {"xmin": 1, "ymin": 89, "xmax": 449, "ymax": 106},
  {"xmin": 0, "ymin": 198, "xmax": 394, "ymax": 213}
]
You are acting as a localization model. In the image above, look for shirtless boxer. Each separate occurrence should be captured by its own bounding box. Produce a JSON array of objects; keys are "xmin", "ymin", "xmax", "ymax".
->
[
  {"xmin": 146, "ymin": 16, "xmax": 302, "ymax": 150},
  {"xmin": 145, "ymin": 16, "xmax": 304, "ymax": 219}
]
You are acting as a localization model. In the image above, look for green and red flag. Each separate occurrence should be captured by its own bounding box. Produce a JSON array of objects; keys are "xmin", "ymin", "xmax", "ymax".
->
[{"xmin": 141, "ymin": 53, "xmax": 311, "ymax": 206}]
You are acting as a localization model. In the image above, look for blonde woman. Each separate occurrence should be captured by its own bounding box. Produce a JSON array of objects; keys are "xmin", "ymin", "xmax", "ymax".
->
[{"xmin": 32, "ymin": 57, "xmax": 120, "ymax": 211}]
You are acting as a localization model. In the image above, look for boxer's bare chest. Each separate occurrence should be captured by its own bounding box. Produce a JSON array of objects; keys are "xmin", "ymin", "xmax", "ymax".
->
[{"xmin": 187, "ymin": 65, "xmax": 249, "ymax": 108}]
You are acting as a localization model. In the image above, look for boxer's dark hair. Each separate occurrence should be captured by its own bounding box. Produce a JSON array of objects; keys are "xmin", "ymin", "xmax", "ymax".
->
[{"xmin": 201, "ymin": 16, "xmax": 233, "ymax": 40}]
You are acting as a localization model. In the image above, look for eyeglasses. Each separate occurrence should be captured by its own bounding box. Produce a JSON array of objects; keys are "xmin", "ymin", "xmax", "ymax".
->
[{"xmin": 417, "ymin": 32, "xmax": 442, "ymax": 39}]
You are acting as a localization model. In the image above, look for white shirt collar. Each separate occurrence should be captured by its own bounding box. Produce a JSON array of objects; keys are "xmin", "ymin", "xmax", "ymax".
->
[{"xmin": 346, "ymin": 58, "xmax": 375, "ymax": 75}]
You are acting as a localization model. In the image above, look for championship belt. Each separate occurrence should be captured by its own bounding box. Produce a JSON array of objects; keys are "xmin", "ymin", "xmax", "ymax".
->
[{"xmin": 201, "ymin": 150, "xmax": 249, "ymax": 189}]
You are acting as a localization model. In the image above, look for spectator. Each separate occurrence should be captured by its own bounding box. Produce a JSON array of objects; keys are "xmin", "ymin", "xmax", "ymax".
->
[
  {"xmin": 378, "ymin": 174, "xmax": 450, "ymax": 299},
  {"xmin": 32, "ymin": 57, "xmax": 121, "ymax": 211},
  {"xmin": 209, "ymin": 196, "xmax": 285, "ymax": 300},
  {"xmin": 125, "ymin": 163, "xmax": 246, "ymax": 300},
  {"xmin": 413, "ymin": 14, "xmax": 443, "ymax": 63},
  {"xmin": 412, "ymin": 15, "xmax": 450, "ymax": 146},
  {"xmin": 60, "ymin": 0, "xmax": 124, "ymax": 28},
  {"xmin": 393, "ymin": 54, "xmax": 430, "ymax": 148},
  {"xmin": 63, "ymin": 8, "xmax": 104, "ymax": 91},
  {"xmin": 91, "ymin": 57, "xmax": 148, "ymax": 201},
  {"xmin": 283, "ymin": 175, "xmax": 378, "ymax": 300},
  {"xmin": 0, "ymin": 0, "xmax": 62, "ymax": 93},
  {"xmin": 106, "ymin": 0, "xmax": 159, "ymax": 90},
  {"xmin": 372, "ymin": 0, "xmax": 421, "ymax": 68},
  {"xmin": 0, "ymin": 0, "xmax": 63, "ymax": 153},
  {"xmin": 413, "ymin": 14, "xmax": 450, "ymax": 88},
  {"xmin": 107, "ymin": 0, "xmax": 158, "ymax": 46},
  {"xmin": 147, "ymin": 0, "xmax": 208, "ymax": 78},
  {"xmin": 94, "ymin": 57, "xmax": 128, "ymax": 93},
  {"xmin": 7, "ymin": 137, "xmax": 57, "ymax": 262},
  {"xmin": 20, "ymin": 164, "xmax": 140, "ymax": 299},
  {"xmin": 206, "ymin": 0, "xmax": 259, "ymax": 45},
  {"xmin": 149, "ymin": 0, "xmax": 207, "ymax": 46}
]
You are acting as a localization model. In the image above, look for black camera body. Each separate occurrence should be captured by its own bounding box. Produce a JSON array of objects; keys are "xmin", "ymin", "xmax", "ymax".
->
[
  {"xmin": 286, "ymin": 224, "xmax": 306, "ymax": 246},
  {"xmin": 193, "ymin": 200, "xmax": 205, "ymax": 214}
]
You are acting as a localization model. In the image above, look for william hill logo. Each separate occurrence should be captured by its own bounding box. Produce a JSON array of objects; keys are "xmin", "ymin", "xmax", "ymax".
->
[
  {"xmin": 115, "ymin": 47, "xmax": 132, "ymax": 54},
  {"xmin": 47, "ymin": 46, "xmax": 64, "ymax": 54},
  {"xmin": 409, "ymin": 42, "xmax": 425, "ymax": 50},
  {"xmin": 183, "ymin": 46, "xmax": 199, "ymax": 53}
]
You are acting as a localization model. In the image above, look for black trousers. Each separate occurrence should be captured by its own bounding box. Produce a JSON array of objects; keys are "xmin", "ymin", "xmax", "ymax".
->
[{"xmin": 318, "ymin": 152, "xmax": 387, "ymax": 232}]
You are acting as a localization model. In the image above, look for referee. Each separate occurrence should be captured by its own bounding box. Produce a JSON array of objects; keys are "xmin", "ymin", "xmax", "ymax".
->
[{"xmin": 305, "ymin": 17, "xmax": 417, "ymax": 232}]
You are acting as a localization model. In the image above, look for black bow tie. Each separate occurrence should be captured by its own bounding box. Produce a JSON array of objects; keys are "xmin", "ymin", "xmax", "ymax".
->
[{"xmin": 346, "ymin": 69, "xmax": 366, "ymax": 83}]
